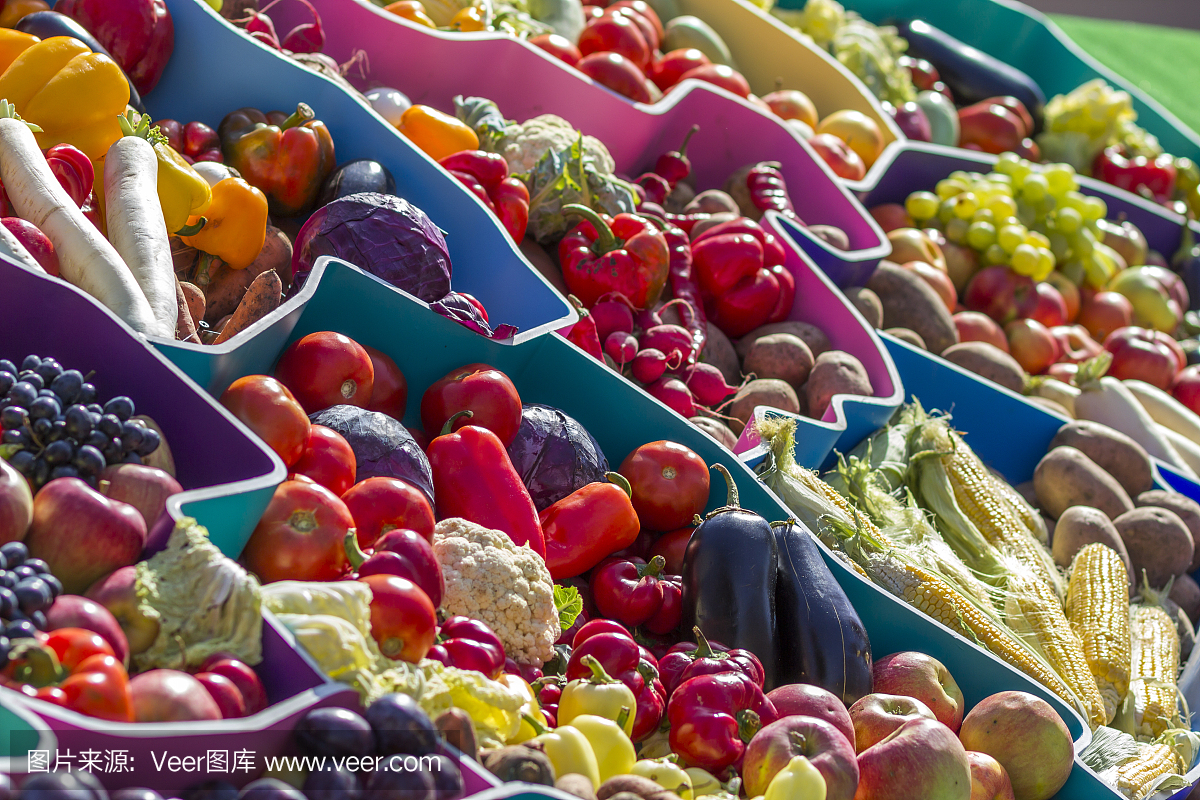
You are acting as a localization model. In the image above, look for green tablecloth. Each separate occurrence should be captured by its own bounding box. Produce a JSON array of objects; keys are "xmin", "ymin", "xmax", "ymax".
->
[{"xmin": 1050, "ymin": 14, "xmax": 1200, "ymax": 137}]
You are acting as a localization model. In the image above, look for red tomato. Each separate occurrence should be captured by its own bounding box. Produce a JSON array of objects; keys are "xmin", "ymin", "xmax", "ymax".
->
[
  {"xmin": 608, "ymin": 0, "xmax": 662, "ymax": 38},
  {"xmin": 72, "ymin": 654, "xmax": 128, "ymax": 684},
  {"xmin": 274, "ymin": 331, "xmax": 375, "ymax": 414},
  {"xmin": 603, "ymin": 6, "xmax": 659, "ymax": 50},
  {"xmin": 220, "ymin": 375, "xmax": 311, "ymax": 467},
  {"xmin": 360, "ymin": 574, "xmax": 437, "ymax": 662},
  {"xmin": 242, "ymin": 480, "xmax": 354, "ymax": 583},
  {"xmin": 529, "ymin": 34, "xmax": 582, "ymax": 66},
  {"xmin": 35, "ymin": 686, "xmax": 69, "ymax": 707},
  {"xmin": 649, "ymin": 48, "xmax": 710, "ymax": 91},
  {"xmin": 578, "ymin": 13, "xmax": 650, "ymax": 69},
  {"xmin": 576, "ymin": 52, "xmax": 652, "ymax": 103},
  {"xmin": 618, "ymin": 441, "xmax": 710, "ymax": 530},
  {"xmin": 648, "ymin": 526, "xmax": 694, "ymax": 574},
  {"xmin": 291, "ymin": 425, "xmax": 357, "ymax": 496},
  {"xmin": 363, "ymin": 345, "xmax": 408, "ymax": 419},
  {"xmin": 60, "ymin": 670, "xmax": 134, "ymax": 722},
  {"xmin": 46, "ymin": 628, "xmax": 115, "ymax": 672},
  {"xmin": 342, "ymin": 476, "xmax": 435, "ymax": 546},
  {"xmin": 678, "ymin": 64, "xmax": 751, "ymax": 98},
  {"xmin": 419, "ymin": 363, "xmax": 522, "ymax": 446}
]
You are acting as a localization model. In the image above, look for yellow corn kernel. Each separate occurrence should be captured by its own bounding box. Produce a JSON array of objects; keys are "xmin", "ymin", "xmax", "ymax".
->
[
  {"xmin": 1130, "ymin": 604, "xmax": 1181, "ymax": 739},
  {"xmin": 1115, "ymin": 742, "xmax": 1182, "ymax": 800},
  {"xmin": 1066, "ymin": 543, "xmax": 1131, "ymax": 724}
]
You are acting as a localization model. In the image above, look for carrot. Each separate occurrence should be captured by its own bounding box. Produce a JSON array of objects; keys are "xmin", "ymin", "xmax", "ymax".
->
[
  {"xmin": 0, "ymin": 105, "xmax": 157, "ymax": 334},
  {"xmin": 213, "ymin": 269, "xmax": 283, "ymax": 345},
  {"xmin": 179, "ymin": 281, "xmax": 205, "ymax": 326},
  {"xmin": 104, "ymin": 135, "xmax": 177, "ymax": 338},
  {"xmin": 174, "ymin": 276, "xmax": 198, "ymax": 343}
]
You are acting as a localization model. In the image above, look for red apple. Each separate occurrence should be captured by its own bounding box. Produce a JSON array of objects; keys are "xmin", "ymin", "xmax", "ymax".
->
[
  {"xmin": 958, "ymin": 691, "xmax": 1073, "ymax": 800},
  {"xmin": 905, "ymin": 261, "xmax": 957, "ymax": 312},
  {"xmin": 942, "ymin": 239, "xmax": 981, "ymax": 293},
  {"xmin": 98, "ymin": 463, "xmax": 183, "ymax": 531},
  {"xmin": 743, "ymin": 715, "xmax": 859, "ymax": 800},
  {"xmin": 1016, "ymin": 282, "xmax": 1067, "ymax": 328},
  {"xmin": 1104, "ymin": 326, "xmax": 1185, "ymax": 389},
  {"xmin": 130, "ymin": 670, "xmax": 223, "ymax": 722},
  {"xmin": 1140, "ymin": 264, "xmax": 1189, "ymax": 314},
  {"xmin": 763, "ymin": 88, "xmax": 818, "ymax": 126},
  {"xmin": 1049, "ymin": 325, "xmax": 1103, "ymax": 364},
  {"xmin": 849, "ymin": 693, "xmax": 937, "ymax": 753},
  {"xmin": 85, "ymin": 566, "xmax": 160, "ymax": 655},
  {"xmin": 1172, "ymin": 364, "xmax": 1200, "ymax": 416},
  {"xmin": 964, "ymin": 266, "xmax": 1034, "ymax": 324},
  {"xmin": 1044, "ymin": 272, "xmax": 1081, "ymax": 323},
  {"xmin": 195, "ymin": 672, "xmax": 248, "ymax": 719},
  {"xmin": 889, "ymin": 228, "xmax": 946, "ymax": 272},
  {"xmin": 856, "ymin": 718, "xmax": 972, "ymax": 800},
  {"xmin": 44, "ymin": 595, "xmax": 130, "ymax": 667},
  {"xmin": 200, "ymin": 655, "xmax": 268, "ymax": 714},
  {"xmin": 954, "ymin": 311, "xmax": 1009, "ymax": 352},
  {"xmin": 869, "ymin": 204, "xmax": 912, "ymax": 234},
  {"xmin": 1078, "ymin": 290, "xmax": 1133, "ymax": 342},
  {"xmin": 808, "ymin": 133, "xmax": 866, "ymax": 181},
  {"xmin": 967, "ymin": 751, "xmax": 1016, "ymax": 800},
  {"xmin": 892, "ymin": 101, "xmax": 933, "ymax": 142},
  {"xmin": 0, "ymin": 457, "xmax": 31, "ymax": 544},
  {"xmin": 1006, "ymin": 318, "xmax": 1060, "ymax": 375},
  {"xmin": 871, "ymin": 652, "xmax": 965, "ymax": 733},
  {"xmin": 678, "ymin": 64, "xmax": 750, "ymax": 98},
  {"xmin": 25, "ymin": 477, "xmax": 147, "ymax": 594},
  {"xmin": 766, "ymin": 683, "xmax": 856, "ymax": 748}
]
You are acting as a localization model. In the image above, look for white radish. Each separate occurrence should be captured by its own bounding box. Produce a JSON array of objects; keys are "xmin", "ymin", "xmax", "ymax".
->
[
  {"xmin": 1026, "ymin": 376, "xmax": 1079, "ymax": 418},
  {"xmin": 0, "ymin": 219, "xmax": 44, "ymax": 274},
  {"xmin": 1123, "ymin": 379, "xmax": 1200, "ymax": 447},
  {"xmin": 0, "ymin": 111, "xmax": 157, "ymax": 335},
  {"xmin": 1156, "ymin": 424, "xmax": 1200, "ymax": 479},
  {"xmin": 104, "ymin": 136, "xmax": 177, "ymax": 338}
]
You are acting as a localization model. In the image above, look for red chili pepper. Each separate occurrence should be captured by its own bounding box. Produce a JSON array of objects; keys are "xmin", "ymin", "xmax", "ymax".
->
[
  {"xmin": 1093, "ymin": 145, "xmax": 1177, "ymax": 203},
  {"xmin": 565, "ymin": 296, "xmax": 605, "ymax": 361},
  {"xmin": 540, "ymin": 473, "xmax": 641, "ymax": 579},
  {"xmin": 746, "ymin": 162, "xmax": 797, "ymax": 218},
  {"xmin": 654, "ymin": 125, "xmax": 697, "ymax": 187},
  {"xmin": 590, "ymin": 554, "xmax": 667, "ymax": 626},
  {"xmin": 558, "ymin": 204, "xmax": 670, "ymax": 310},
  {"xmin": 427, "ymin": 615, "xmax": 506, "ymax": 678},
  {"xmin": 566, "ymin": 630, "xmax": 666, "ymax": 741},
  {"xmin": 709, "ymin": 267, "xmax": 781, "ymax": 339},
  {"xmin": 492, "ymin": 177, "xmax": 530, "ymax": 242},
  {"xmin": 767, "ymin": 264, "xmax": 795, "ymax": 324},
  {"xmin": 658, "ymin": 627, "xmax": 765, "ymax": 696},
  {"xmin": 573, "ymin": 618, "xmax": 630, "ymax": 647},
  {"xmin": 448, "ymin": 169, "xmax": 497, "ymax": 211},
  {"xmin": 426, "ymin": 412, "xmax": 547, "ymax": 558},
  {"xmin": 667, "ymin": 671, "xmax": 778, "ymax": 771},
  {"xmin": 644, "ymin": 575, "xmax": 682, "ymax": 635},
  {"xmin": 692, "ymin": 233, "xmax": 764, "ymax": 297},
  {"xmin": 44, "ymin": 144, "xmax": 93, "ymax": 208},
  {"xmin": 636, "ymin": 173, "xmax": 670, "ymax": 206},
  {"xmin": 439, "ymin": 150, "xmax": 509, "ymax": 192}
]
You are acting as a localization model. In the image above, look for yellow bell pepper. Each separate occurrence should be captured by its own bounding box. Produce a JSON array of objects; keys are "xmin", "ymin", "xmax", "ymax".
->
[
  {"xmin": 0, "ymin": 36, "xmax": 129, "ymax": 160},
  {"xmin": 528, "ymin": 716, "xmax": 601, "ymax": 790},
  {"xmin": 502, "ymin": 673, "xmax": 546, "ymax": 744},
  {"xmin": 449, "ymin": 5, "xmax": 488, "ymax": 31},
  {"xmin": 558, "ymin": 655, "xmax": 637, "ymax": 736},
  {"xmin": 397, "ymin": 104, "xmax": 478, "ymax": 162},
  {"xmin": 565, "ymin": 715, "xmax": 636, "ymax": 784},
  {"xmin": 633, "ymin": 759, "xmax": 693, "ymax": 799},
  {"xmin": 0, "ymin": 30, "xmax": 37, "ymax": 68},
  {"xmin": 181, "ymin": 177, "xmax": 268, "ymax": 274},
  {"xmin": 384, "ymin": 0, "xmax": 437, "ymax": 27},
  {"xmin": 765, "ymin": 756, "xmax": 825, "ymax": 800},
  {"xmin": 114, "ymin": 110, "xmax": 212, "ymax": 234}
]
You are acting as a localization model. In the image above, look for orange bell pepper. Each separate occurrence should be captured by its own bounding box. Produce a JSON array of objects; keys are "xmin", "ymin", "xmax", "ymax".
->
[
  {"xmin": 397, "ymin": 104, "xmax": 479, "ymax": 162},
  {"xmin": 383, "ymin": 0, "xmax": 435, "ymax": 28}
]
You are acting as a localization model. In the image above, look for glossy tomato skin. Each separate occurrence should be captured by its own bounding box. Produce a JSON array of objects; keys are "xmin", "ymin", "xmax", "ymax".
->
[
  {"xmin": 649, "ymin": 48, "xmax": 710, "ymax": 91},
  {"xmin": 35, "ymin": 685, "xmax": 69, "ymax": 707},
  {"xmin": 361, "ymin": 574, "xmax": 437, "ymax": 663},
  {"xmin": 242, "ymin": 480, "xmax": 353, "ymax": 583},
  {"xmin": 60, "ymin": 669, "xmax": 134, "ymax": 722},
  {"xmin": 342, "ymin": 476, "xmax": 436, "ymax": 547},
  {"xmin": 46, "ymin": 628, "xmax": 115, "ymax": 672},
  {"xmin": 419, "ymin": 363, "xmax": 522, "ymax": 446},
  {"xmin": 274, "ymin": 332, "xmax": 375, "ymax": 414},
  {"xmin": 618, "ymin": 441, "xmax": 710, "ymax": 530},
  {"xmin": 648, "ymin": 526, "xmax": 694, "ymax": 574},
  {"xmin": 220, "ymin": 375, "xmax": 311, "ymax": 467},
  {"xmin": 72, "ymin": 654, "xmax": 127, "ymax": 684},
  {"xmin": 529, "ymin": 34, "xmax": 583, "ymax": 67},
  {"xmin": 363, "ymin": 345, "xmax": 408, "ymax": 419},
  {"xmin": 291, "ymin": 425, "xmax": 357, "ymax": 496}
]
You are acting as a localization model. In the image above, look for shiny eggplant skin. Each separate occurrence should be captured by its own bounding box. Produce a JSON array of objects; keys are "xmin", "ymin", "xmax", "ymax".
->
[
  {"xmin": 16, "ymin": 11, "xmax": 145, "ymax": 112},
  {"xmin": 317, "ymin": 159, "xmax": 397, "ymax": 207},
  {"xmin": 772, "ymin": 520, "xmax": 873, "ymax": 705}
]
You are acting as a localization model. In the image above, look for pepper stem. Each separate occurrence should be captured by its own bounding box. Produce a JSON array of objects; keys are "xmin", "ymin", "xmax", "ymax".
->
[
  {"xmin": 562, "ymin": 203, "xmax": 623, "ymax": 256},
  {"xmin": 581, "ymin": 654, "xmax": 621, "ymax": 685},
  {"xmin": 281, "ymin": 103, "xmax": 316, "ymax": 131},
  {"xmin": 344, "ymin": 530, "xmax": 368, "ymax": 569},
  {"xmin": 176, "ymin": 218, "xmax": 206, "ymax": 237},
  {"xmin": 674, "ymin": 125, "xmax": 698, "ymax": 158},
  {"xmin": 736, "ymin": 709, "xmax": 762, "ymax": 743},
  {"xmin": 713, "ymin": 463, "xmax": 739, "ymax": 508},
  {"xmin": 638, "ymin": 555, "xmax": 666, "ymax": 579},
  {"xmin": 692, "ymin": 626, "xmax": 722, "ymax": 660},
  {"xmin": 616, "ymin": 705, "xmax": 631, "ymax": 730},
  {"xmin": 605, "ymin": 471, "xmax": 633, "ymax": 499},
  {"xmin": 522, "ymin": 713, "xmax": 551, "ymax": 736},
  {"xmin": 440, "ymin": 409, "xmax": 473, "ymax": 436}
]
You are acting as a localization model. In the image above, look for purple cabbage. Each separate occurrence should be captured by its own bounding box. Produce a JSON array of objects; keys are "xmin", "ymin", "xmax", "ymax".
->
[
  {"xmin": 291, "ymin": 192, "xmax": 451, "ymax": 301},
  {"xmin": 506, "ymin": 404, "xmax": 609, "ymax": 510},
  {"xmin": 309, "ymin": 405, "xmax": 434, "ymax": 504},
  {"xmin": 431, "ymin": 293, "xmax": 519, "ymax": 342}
]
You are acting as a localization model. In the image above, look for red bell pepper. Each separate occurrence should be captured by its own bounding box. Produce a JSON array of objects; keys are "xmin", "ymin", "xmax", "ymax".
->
[
  {"xmin": 644, "ymin": 575, "xmax": 682, "ymax": 635},
  {"xmin": 668, "ymin": 672, "xmax": 778, "ymax": 770},
  {"xmin": 493, "ymin": 177, "xmax": 530, "ymax": 242},
  {"xmin": 566, "ymin": 630, "xmax": 666, "ymax": 741},
  {"xmin": 745, "ymin": 162, "xmax": 798, "ymax": 219},
  {"xmin": 558, "ymin": 204, "xmax": 669, "ymax": 310},
  {"xmin": 590, "ymin": 555, "xmax": 667, "ymax": 627},
  {"xmin": 1093, "ymin": 145, "xmax": 1178, "ymax": 204},
  {"xmin": 540, "ymin": 472, "xmax": 640, "ymax": 579},
  {"xmin": 426, "ymin": 414, "xmax": 547, "ymax": 558},
  {"xmin": 692, "ymin": 233, "xmax": 764, "ymax": 297},
  {"xmin": 692, "ymin": 218, "xmax": 786, "ymax": 269},
  {"xmin": 708, "ymin": 267, "xmax": 780, "ymax": 338},
  {"xmin": 658, "ymin": 627, "xmax": 765, "ymax": 695},
  {"xmin": 427, "ymin": 615, "xmax": 506, "ymax": 678},
  {"xmin": 448, "ymin": 169, "xmax": 496, "ymax": 211},
  {"xmin": 438, "ymin": 151, "xmax": 530, "ymax": 242},
  {"xmin": 654, "ymin": 125, "xmax": 697, "ymax": 187},
  {"xmin": 440, "ymin": 151, "xmax": 509, "ymax": 191},
  {"xmin": 564, "ymin": 296, "xmax": 605, "ymax": 361},
  {"xmin": 57, "ymin": 0, "xmax": 174, "ymax": 95},
  {"xmin": 767, "ymin": 264, "xmax": 796, "ymax": 324},
  {"xmin": 663, "ymin": 212, "xmax": 711, "ymax": 235},
  {"xmin": 572, "ymin": 618, "xmax": 630, "ymax": 647}
]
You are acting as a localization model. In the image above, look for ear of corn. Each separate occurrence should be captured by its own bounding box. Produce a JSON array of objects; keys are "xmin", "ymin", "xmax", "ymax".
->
[
  {"xmin": 1066, "ymin": 543, "xmax": 1132, "ymax": 725},
  {"xmin": 1130, "ymin": 603, "xmax": 1182, "ymax": 739},
  {"xmin": 1114, "ymin": 742, "xmax": 1183, "ymax": 800},
  {"xmin": 991, "ymin": 473, "xmax": 1049, "ymax": 546}
]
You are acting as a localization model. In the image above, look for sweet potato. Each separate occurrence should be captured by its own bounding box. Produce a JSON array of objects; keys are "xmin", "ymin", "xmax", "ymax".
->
[
  {"xmin": 727, "ymin": 379, "xmax": 800, "ymax": 433},
  {"xmin": 1033, "ymin": 446, "xmax": 1133, "ymax": 520},
  {"xmin": 203, "ymin": 226, "xmax": 292, "ymax": 322},
  {"xmin": 736, "ymin": 321, "xmax": 831, "ymax": 360},
  {"xmin": 866, "ymin": 261, "xmax": 958, "ymax": 354},
  {"xmin": 1170, "ymin": 572, "xmax": 1200, "ymax": 626},
  {"xmin": 170, "ymin": 235, "xmax": 198, "ymax": 279},
  {"xmin": 700, "ymin": 322, "xmax": 740, "ymax": 385},
  {"xmin": 743, "ymin": 333, "xmax": 813, "ymax": 389},
  {"xmin": 1051, "ymin": 421, "xmax": 1154, "ymax": 498},
  {"xmin": 885, "ymin": 327, "xmax": 926, "ymax": 349},
  {"xmin": 174, "ymin": 277, "xmax": 197, "ymax": 343},
  {"xmin": 557, "ymin": 774, "xmax": 598, "ymax": 800},
  {"xmin": 805, "ymin": 350, "xmax": 873, "ymax": 419},
  {"xmin": 179, "ymin": 281, "xmax": 205, "ymax": 326},
  {"xmin": 1114, "ymin": 506, "xmax": 1194, "ymax": 589},
  {"xmin": 598, "ymin": 775, "xmax": 680, "ymax": 800},
  {"xmin": 844, "ymin": 286, "xmax": 883, "ymax": 328},
  {"xmin": 1051, "ymin": 506, "xmax": 1133, "ymax": 593},
  {"xmin": 1136, "ymin": 490, "xmax": 1200, "ymax": 572},
  {"xmin": 941, "ymin": 341, "xmax": 1025, "ymax": 394},
  {"xmin": 213, "ymin": 270, "xmax": 283, "ymax": 345}
]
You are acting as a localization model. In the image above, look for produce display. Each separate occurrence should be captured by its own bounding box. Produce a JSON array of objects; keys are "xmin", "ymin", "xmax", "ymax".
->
[{"xmin": 6, "ymin": 0, "xmax": 1200, "ymax": 799}]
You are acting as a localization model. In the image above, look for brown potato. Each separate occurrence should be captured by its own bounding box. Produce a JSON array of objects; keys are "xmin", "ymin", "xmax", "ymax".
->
[
  {"xmin": 598, "ymin": 775, "xmax": 681, "ymax": 800},
  {"xmin": 1169, "ymin": 571, "xmax": 1200, "ymax": 626},
  {"xmin": 723, "ymin": 164, "xmax": 761, "ymax": 219},
  {"xmin": 844, "ymin": 286, "xmax": 883, "ymax": 328},
  {"xmin": 691, "ymin": 416, "xmax": 738, "ymax": 449},
  {"xmin": 701, "ymin": 322, "xmax": 740, "ymax": 385},
  {"xmin": 736, "ymin": 321, "xmax": 831, "ymax": 361},
  {"xmin": 941, "ymin": 341, "xmax": 1025, "ymax": 394},
  {"xmin": 1051, "ymin": 506, "xmax": 1133, "ymax": 593},
  {"xmin": 1033, "ymin": 446, "xmax": 1134, "ymax": 520},
  {"xmin": 1136, "ymin": 490, "xmax": 1200, "ymax": 572},
  {"xmin": 1114, "ymin": 507, "xmax": 1194, "ymax": 590},
  {"xmin": 743, "ymin": 333, "xmax": 813, "ymax": 389},
  {"xmin": 557, "ymin": 774, "xmax": 598, "ymax": 800},
  {"xmin": 727, "ymin": 379, "xmax": 800, "ymax": 433},
  {"xmin": 1052, "ymin": 421, "xmax": 1154, "ymax": 498},
  {"xmin": 866, "ymin": 261, "xmax": 958, "ymax": 354},
  {"xmin": 520, "ymin": 238, "xmax": 568, "ymax": 295},
  {"xmin": 807, "ymin": 225, "xmax": 850, "ymax": 250},
  {"xmin": 805, "ymin": 351, "xmax": 872, "ymax": 419},
  {"xmin": 1015, "ymin": 481, "xmax": 1039, "ymax": 510},
  {"xmin": 684, "ymin": 189, "xmax": 738, "ymax": 216},
  {"xmin": 884, "ymin": 327, "xmax": 926, "ymax": 349}
]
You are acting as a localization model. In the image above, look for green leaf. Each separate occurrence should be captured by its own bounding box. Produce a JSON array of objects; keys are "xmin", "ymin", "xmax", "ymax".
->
[{"xmin": 553, "ymin": 584, "xmax": 583, "ymax": 632}]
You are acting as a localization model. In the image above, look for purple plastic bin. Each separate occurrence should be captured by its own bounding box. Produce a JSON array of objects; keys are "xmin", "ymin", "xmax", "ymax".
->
[{"xmin": 265, "ymin": 0, "xmax": 890, "ymax": 280}]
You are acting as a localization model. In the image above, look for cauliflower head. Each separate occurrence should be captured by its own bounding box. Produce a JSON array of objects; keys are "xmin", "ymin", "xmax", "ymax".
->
[
  {"xmin": 432, "ymin": 518, "xmax": 558, "ymax": 665},
  {"xmin": 499, "ymin": 115, "xmax": 616, "ymax": 175}
]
